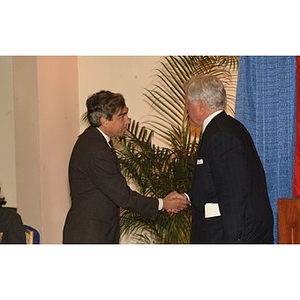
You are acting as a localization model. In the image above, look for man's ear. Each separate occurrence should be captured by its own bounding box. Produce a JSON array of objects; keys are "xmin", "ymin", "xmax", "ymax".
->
[
  {"xmin": 199, "ymin": 99, "xmax": 208, "ymax": 111},
  {"xmin": 100, "ymin": 116, "xmax": 108, "ymax": 127}
]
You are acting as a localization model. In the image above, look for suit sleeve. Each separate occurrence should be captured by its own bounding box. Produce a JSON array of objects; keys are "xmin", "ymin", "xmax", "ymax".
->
[
  {"xmin": 88, "ymin": 148, "xmax": 159, "ymax": 220},
  {"xmin": 209, "ymin": 132, "xmax": 248, "ymax": 242}
]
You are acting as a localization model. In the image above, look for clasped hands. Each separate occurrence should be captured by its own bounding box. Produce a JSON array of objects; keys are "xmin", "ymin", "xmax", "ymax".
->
[{"xmin": 162, "ymin": 191, "xmax": 190, "ymax": 213}]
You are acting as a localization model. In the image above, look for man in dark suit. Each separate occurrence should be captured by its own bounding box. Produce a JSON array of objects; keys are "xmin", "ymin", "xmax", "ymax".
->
[
  {"xmin": 181, "ymin": 74, "xmax": 274, "ymax": 243},
  {"xmin": 63, "ymin": 90, "xmax": 189, "ymax": 244}
]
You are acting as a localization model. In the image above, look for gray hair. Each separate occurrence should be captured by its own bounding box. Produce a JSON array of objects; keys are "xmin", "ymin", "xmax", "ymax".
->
[{"xmin": 184, "ymin": 75, "xmax": 227, "ymax": 110}]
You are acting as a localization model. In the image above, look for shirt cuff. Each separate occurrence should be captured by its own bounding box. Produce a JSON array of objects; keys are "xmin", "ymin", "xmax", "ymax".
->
[
  {"xmin": 184, "ymin": 193, "xmax": 191, "ymax": 204},
  {"xmin": 158, "ymin": 198, "xmax": 163, "ymax": 210}
]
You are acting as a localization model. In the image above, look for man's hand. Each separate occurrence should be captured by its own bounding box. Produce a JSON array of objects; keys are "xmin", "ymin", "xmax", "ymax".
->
[
  {"xmin": 162, "ymin": 191, "xmax": 189, "ymax": 213},
  {"xmin": 0, "ymin": 232, "xmax": 3, "ymax": 243}
]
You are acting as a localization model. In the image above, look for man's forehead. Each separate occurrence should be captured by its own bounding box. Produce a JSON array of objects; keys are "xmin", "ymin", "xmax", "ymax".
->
[{"xmin": 116, "ymin": 105, "xmax": 129, "ymax": 116}]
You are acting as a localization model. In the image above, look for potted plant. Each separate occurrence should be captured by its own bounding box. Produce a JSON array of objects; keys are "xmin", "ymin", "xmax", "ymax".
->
[{"xmin": 117, "ymin": 56, "xmax": 239, "ymax": 243}]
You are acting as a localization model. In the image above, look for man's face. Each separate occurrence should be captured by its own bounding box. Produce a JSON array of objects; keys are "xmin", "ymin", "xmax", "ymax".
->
[
  {"xmin": 106, "ymin": 105, "xmax": 131, "ymax": 138},
  {"xmin": 185, "ymin": 94, "xmax": 202, "ymax": 127}
]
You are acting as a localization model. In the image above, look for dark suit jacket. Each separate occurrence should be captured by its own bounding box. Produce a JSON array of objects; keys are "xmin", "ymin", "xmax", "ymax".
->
[
  {"xmin": 0, "ymin": 207, "xmax": 26, "ymax": 244},
  {"xmin": 63, "ymin": 126, "xmax": 158, "ymax": 244},
  {"xmin": 187, "ymin": 111, "xmax": 274, "ymax": 243}
]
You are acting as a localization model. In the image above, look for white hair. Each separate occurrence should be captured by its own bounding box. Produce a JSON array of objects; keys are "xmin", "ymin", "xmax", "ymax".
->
[{"xmin": 184, "ymin": 75, "xmax": 227, "ymax": 110}]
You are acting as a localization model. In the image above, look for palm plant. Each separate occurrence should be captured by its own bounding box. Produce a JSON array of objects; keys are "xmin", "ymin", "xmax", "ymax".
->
[{"xmin": 116, "ymin": 56, "xmax": 239, "ymax": 243}]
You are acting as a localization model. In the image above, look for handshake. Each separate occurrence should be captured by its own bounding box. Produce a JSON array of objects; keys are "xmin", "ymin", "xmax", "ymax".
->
[{"xmin": 162, "ymin": 191, "xmax": 190, "ymax": 213}]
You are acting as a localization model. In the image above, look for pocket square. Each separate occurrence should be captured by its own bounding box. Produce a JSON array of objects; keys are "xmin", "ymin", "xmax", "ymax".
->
[
  {"xmin": 205, "ymin": 203, "xmax": 221, "ymax": 218},
  {"xmin": 197, "ymin": 159, "xmax": 204, "ymax": 165}
]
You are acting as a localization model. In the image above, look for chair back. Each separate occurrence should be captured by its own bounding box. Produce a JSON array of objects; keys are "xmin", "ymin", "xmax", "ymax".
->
[{"xmin": 24, "ymin": 225, "xmax": 40, "ymax": 244}]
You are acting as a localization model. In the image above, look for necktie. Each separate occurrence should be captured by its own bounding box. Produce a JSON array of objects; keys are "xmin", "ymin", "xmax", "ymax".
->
[
  {"xmin": 109, "ymin": 139, "xmax": 115, "ymax": 152},
  {"xmin": 195, "ymin": 131, "xmax": 203, "ymax": 156}
]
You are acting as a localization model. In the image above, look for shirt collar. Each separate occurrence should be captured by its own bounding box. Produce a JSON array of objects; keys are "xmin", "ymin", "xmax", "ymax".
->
[
  {"xmin": 202, "ymin": 110, "xmax": 223, "ymax": 133},
  {"xmin": 96, "ymin": 127, "xmax": 111, "ymax": 146}
]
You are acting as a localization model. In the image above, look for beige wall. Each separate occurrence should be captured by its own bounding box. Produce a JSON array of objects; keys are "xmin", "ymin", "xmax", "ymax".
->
[
  {"xmin": 78, "ymin": 56, "xmax": 162, "ymax": 133},
  {"xmin": 0, "ymin": 57, "xmax": 17, "ymax": 206},
  {"xmin": 13, "ymin": 57, "xmax": 42, "ymax": 233},
  {"xmin": 12, "ymin": 57, "xmax": 80, "ymax": 243},
  {"xmin": 37, "ymin": 57, "xmax": 80, "ymax": 242},
  {"xmin": 0, "ymin": 56, "xmax": 163, "ymax": 243}
]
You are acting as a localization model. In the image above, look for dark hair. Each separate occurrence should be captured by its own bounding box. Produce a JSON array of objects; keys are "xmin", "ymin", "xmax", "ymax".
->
[
  {"xmin": 84, "ymin": 90, "xmax": 126, "ymax": 127},
  {"xmin": 0, "ymin": 188, "xmax": 6, "ymax": 207}
]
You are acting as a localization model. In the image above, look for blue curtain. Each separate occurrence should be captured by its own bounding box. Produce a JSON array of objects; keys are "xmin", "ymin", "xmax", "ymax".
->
[{"xmin": 235, "ymin": 56, "xmax": 297, "ymax": 243}]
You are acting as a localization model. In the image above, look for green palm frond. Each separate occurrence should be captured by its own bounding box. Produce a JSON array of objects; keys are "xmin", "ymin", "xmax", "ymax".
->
[
  {"xmin": 120, "ymin": 209, "xmax": 192, "ymax": 244},
  {"xmin": 143, "ymin": 56, "xmax": 238, "ymax": 145}
]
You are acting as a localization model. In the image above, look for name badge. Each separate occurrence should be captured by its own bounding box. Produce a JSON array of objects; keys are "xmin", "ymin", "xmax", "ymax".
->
[{"xmin": 205, "ymin": 203, "xmax": 221, "ymax": 218}]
